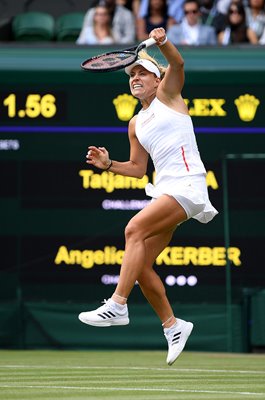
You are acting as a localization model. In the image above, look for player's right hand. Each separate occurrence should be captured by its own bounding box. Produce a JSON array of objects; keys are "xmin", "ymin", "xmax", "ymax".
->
[{"xmin": 86, "ymin": 146, "xmax": 111, "ymax": 170}]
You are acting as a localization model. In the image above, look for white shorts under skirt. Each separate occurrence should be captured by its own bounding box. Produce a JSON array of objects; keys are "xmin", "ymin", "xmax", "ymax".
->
[{"xmin": 145, "ymin": 174, "xmax": 218, "ymax": 224}]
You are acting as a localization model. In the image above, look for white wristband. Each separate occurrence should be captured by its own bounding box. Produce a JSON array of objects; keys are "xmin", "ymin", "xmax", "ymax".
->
[{"xmin": 158, "ymin": 36, "xmax": 168, "ymax": 46}]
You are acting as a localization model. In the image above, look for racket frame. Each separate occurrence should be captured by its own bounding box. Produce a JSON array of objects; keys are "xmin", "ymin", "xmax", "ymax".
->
[{"xmin": 81, "ymin": 38, "xmax": 156, "ymax": 73}]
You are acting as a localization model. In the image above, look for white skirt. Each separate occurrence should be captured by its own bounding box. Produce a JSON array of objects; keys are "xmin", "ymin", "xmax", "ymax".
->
[{"xmin": 145, "ymin": 174, "xmax": 218, "ymax": 224}]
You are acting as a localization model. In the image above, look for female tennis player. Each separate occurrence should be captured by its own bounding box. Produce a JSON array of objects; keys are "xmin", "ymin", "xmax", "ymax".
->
[{"xmin": 79, "ymin": 27, "xmax": 218, "ymax": 365}]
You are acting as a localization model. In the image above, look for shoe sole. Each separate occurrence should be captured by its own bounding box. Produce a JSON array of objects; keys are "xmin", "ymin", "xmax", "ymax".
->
[
  {"xmin": 167, "ymin": 322, "xmax": 194, "ymax": 366},
  {"xmin": 78, "ymin": 314, "xmax": 129, "ymax": 327}
]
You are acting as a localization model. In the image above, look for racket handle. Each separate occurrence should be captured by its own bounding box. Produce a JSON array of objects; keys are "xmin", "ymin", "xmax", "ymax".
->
[{"xmin": 141, "ymin": 37, "xmax": 156, "ymax": 49}]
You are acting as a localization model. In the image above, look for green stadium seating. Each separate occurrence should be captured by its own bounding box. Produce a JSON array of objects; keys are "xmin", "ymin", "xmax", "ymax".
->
[
  {"xmin": 12, "ymin": 11, "xmax": 55, "ymax": 41},
  {"xmin": 55, "ymin": 12, "xmax": 85, "ymax": 42}
]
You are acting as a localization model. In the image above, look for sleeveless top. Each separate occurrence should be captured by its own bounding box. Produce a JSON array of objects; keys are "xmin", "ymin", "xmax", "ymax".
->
[
  {"xmin": 135, "ymin": 97, "xmax": 218, "ymax": 223},
  {"xmin": 135, "ymin": 97, "xmax": 206, "ymax": 185},
  {"xmin": 145, "ymin": 16, "xmax": 168, "ymax": 34}
]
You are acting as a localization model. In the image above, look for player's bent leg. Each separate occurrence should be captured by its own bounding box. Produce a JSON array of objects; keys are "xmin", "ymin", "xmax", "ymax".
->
[
  {"xmin": 137, "ymin": 230, "xmax": 176, "ymax": 323},
  {"xmin": 113, "ymin": 195, "xmax": 188, "ymax": 299},
  {"xmin": 139, "ymin": 269, "xmax": 194, "ymax": 365},
  {"xmin": 78, "ymin": 194, "xmax": 192, "ymax": 347},
  {"xmin": 138, "ymin": 226, "xmax": 194, "ymax": 365}
]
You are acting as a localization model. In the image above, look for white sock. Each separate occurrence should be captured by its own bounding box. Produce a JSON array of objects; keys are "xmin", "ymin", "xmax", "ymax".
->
[
  {"xmin": 110, "ymin": 299, "xmax": 126, "ymax": 312},
  {"xmin": 164, "ymin": 321, "xmax": 178, "ymax": 333}
]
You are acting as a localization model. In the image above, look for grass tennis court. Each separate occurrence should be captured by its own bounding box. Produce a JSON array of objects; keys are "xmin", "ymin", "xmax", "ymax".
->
[{"xmin": 0, "ymin": 350, "xmax": 264, "ymax": 400}]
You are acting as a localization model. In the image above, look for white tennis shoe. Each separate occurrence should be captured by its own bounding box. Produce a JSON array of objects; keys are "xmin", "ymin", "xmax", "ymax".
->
[
  {"xmin": 78, "ymin": 299, "xmax": 129, "ymax": 327},
  {"xmin": 164, "ymin": 318, "xmax": 194, "ymax": 365}
]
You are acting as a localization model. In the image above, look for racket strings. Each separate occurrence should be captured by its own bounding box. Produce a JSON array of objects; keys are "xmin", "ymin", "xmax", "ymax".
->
[{"xmin": 82, "ymin": 52, "xmax": 136, "ymax": 71}]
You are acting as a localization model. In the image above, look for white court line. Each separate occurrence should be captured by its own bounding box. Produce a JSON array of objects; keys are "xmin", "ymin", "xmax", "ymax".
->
[
  {"xmin": 0, "ymin": 384, "xmax": 264, "ymax": 396},
  {"xmin": 0, "ymin": 365, "xmax": 265, "ymax": 374}
]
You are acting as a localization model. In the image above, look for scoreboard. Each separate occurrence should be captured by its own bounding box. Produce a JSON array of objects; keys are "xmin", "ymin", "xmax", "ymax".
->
[{"xmin": 0, "ymin": 46, "xmax": 265, "ymax": 305}]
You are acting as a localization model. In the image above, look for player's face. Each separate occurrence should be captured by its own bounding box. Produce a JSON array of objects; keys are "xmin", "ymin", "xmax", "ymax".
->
[{"xmin": 129, "ymin": 66, "xmax": 160, "ymax": 100}]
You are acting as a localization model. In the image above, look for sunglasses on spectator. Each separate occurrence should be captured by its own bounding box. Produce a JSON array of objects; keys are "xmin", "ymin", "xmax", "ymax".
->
[{"xmin": 184, "ymin": 9, "xmax": 199, "ymax": 14}]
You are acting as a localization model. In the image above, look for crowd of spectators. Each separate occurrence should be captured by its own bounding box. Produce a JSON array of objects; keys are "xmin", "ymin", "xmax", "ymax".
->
[{"xmin": 76, "ymin": 0, "xmax": 265, "ymax": 45}]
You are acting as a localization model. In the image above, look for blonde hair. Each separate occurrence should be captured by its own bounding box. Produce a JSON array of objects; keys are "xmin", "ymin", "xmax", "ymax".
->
[{"xmin": 138, "ymin": 50, "xmax": 167, "ymax": 80}]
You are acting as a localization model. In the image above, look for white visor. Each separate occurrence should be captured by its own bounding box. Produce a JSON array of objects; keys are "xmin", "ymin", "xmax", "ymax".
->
[{"xmin": 125, "ymin": 59, "xmax": 160, "ymax": 78}]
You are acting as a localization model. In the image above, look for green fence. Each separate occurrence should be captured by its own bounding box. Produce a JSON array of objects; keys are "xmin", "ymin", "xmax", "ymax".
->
[{"xmin": 0, "ymin": 300, "xmax": 248, "ymax": 352}]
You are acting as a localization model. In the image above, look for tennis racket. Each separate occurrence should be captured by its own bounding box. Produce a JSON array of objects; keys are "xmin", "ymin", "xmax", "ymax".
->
[{"xmin": 81, "ymin": 37, "xmax": 156, "ymax": 73}]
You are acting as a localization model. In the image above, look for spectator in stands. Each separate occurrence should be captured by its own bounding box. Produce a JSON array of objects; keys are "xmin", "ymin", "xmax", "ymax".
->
[
  {"xmin": 138, "ymin": 0, "xmax": 184, "ymax": 24},
  {"xmin": 167, "ymin": 0, "xmax": 217, "ymax": 45},
  {"xmin": 245, "ymin": 0, "xmax": 265, "ymax": 40},
  {"xmin": 76, "ymin": 4, "xmax": 115, "ymax": 44},
  {"xmin": 76, "ymin": 0, "xmax": 136, "ymax": 44},
  {"xmin": 200, "ymin": 0, "xmax": 217, "ymax": 23},
  {"xmin": 136, "ymin": 0, "xmax": 174, "ymax": 41},
  {"xmin": 116, "ymin": 0, "xmax": 141, "ymax": 15},
  {"xmin": 199, "ymin": 0, "xmax": 227, "ymax": 34},
  {"xmin": 218, "ymin": 1, "xmax": 258, "ymax": 43}
]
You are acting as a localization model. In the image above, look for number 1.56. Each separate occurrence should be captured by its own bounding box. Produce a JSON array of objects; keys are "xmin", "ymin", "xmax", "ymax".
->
[{"xmin": 3, "ymin": 93, "xmax": 57, "ymax": 118}]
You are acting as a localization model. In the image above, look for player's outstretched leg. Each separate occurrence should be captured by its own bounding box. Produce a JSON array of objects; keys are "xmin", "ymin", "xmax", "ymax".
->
[
  {"xmin": 78, "ymin": 298, "xmax": 129, "ymax": 327},
  {"xmin": 164, "ymin": 318, "xmax": 194, "ymax": 365}
]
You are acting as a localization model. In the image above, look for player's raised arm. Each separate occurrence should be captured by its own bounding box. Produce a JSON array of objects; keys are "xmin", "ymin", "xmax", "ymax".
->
[{"xmin": 149, "ymin": 28, "xmax": 185, "ymax": 99}]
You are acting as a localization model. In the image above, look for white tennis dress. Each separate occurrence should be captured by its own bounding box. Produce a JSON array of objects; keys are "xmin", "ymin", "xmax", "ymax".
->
[{"xmin": 135, "ymin": 98, "xmax": 218, "ymax": 223}]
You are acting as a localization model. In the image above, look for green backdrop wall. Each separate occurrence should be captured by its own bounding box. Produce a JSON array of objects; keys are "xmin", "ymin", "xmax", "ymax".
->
[{"xmin": 0, "ymin": 45, "xmax": 264, "ymax": 352}]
